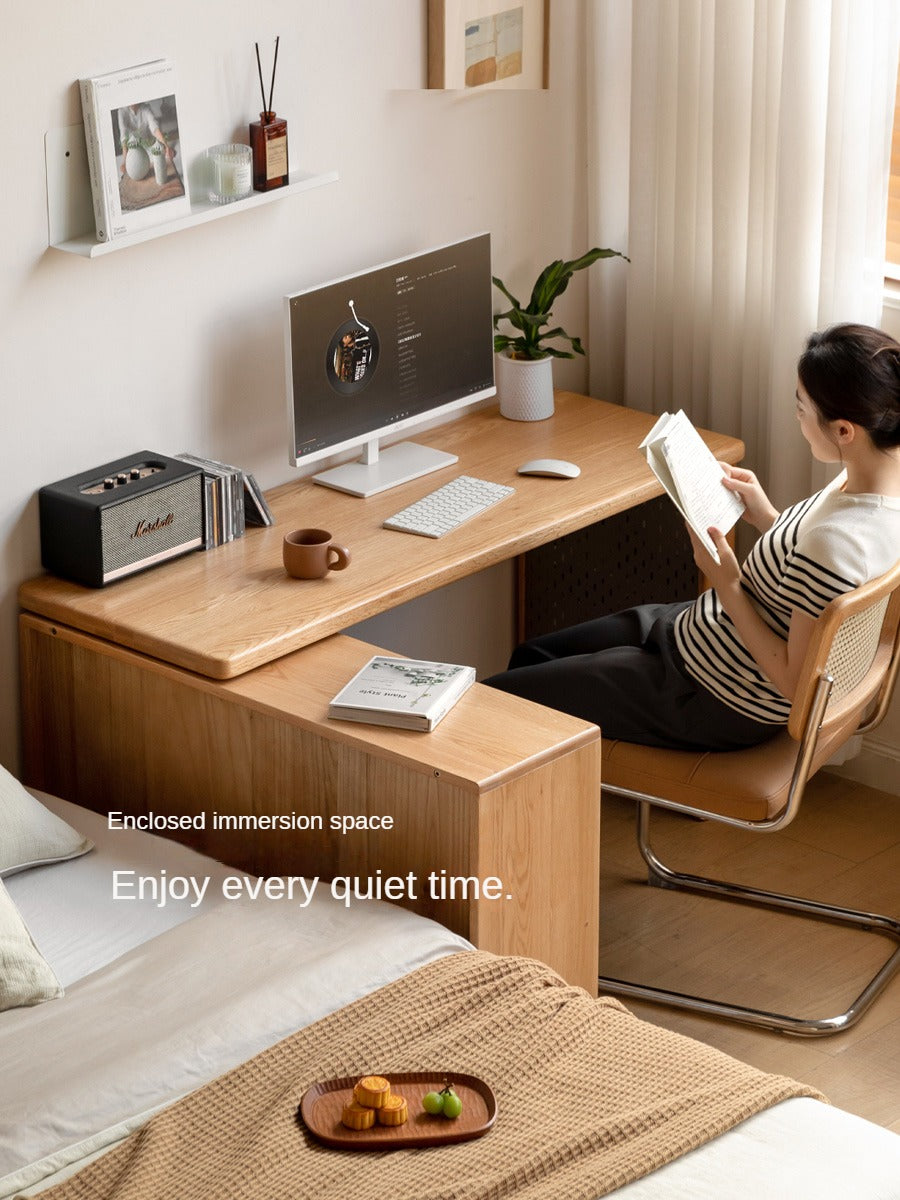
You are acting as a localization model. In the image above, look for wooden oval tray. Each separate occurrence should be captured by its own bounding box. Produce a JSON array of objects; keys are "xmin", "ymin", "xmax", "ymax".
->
[{"xmin": 299, "ymin": 1071, "xmax": 497, "ymax": 1151}]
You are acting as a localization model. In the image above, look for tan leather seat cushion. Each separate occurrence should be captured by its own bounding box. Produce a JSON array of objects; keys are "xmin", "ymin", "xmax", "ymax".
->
[{"xmin": 601, "ymin": 725, "xmax": 848, "ymax": 823}]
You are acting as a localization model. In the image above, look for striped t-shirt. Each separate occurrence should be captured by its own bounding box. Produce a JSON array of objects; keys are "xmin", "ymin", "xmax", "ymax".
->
[{"xmin": 673, "ymin": 475, "xmax": 900, "ymax": 725}]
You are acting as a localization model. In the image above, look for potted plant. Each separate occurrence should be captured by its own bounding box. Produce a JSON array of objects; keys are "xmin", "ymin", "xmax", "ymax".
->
[{"xmin": 492, "ymin": 247, "xmax": 628, "ymax": 420}]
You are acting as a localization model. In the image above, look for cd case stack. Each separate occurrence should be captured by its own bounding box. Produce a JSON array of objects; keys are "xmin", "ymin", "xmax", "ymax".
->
[{"xmin": 175, "ymin": 454, "xmax": 274, "ymax": 549}]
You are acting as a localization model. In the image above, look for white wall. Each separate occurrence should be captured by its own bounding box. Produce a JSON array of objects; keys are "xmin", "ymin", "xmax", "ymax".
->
[{"xmin": 0, "ymin": 0, "xmax": 590, "ymax": 772}]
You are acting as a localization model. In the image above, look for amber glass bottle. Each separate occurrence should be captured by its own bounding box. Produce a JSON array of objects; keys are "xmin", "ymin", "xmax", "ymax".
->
[{"xmin": 250, "ymin": 111, "xmax": 288, "ymax": 191}]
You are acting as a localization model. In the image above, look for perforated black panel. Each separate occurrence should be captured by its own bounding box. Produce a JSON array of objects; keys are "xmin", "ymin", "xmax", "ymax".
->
[{"xmin": 520, "ymin": 496, "xmax": 698, "ymax": 640}]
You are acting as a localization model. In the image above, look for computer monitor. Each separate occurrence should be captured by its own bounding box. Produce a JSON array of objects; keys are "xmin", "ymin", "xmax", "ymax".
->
[{"xmin": 284, "ymin": 233, "xmax": 496, "ymax": 497}]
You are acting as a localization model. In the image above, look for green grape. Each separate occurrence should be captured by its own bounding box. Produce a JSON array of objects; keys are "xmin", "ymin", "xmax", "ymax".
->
[
  {"xmin": 441, "ymin": 1089, "xmax": 463, "ymax": 1119},
  {"xmin": 422, "ymin": 1090, "xmax": 445, "ymax": 1115}
]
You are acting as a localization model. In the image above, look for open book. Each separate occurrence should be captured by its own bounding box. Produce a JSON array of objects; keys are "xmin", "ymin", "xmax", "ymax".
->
[{"xmin": 639, "ymin": 410, "xmax": 744, "ymax": 562}]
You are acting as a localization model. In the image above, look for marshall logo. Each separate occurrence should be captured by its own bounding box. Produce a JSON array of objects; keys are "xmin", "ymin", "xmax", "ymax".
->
[{"xmin": 131, "ymin": 513, "xmax": 175, "ymax": 539}]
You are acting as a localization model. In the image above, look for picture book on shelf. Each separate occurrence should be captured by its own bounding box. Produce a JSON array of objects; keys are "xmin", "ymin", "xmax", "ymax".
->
[
  {"xmin": 329, "ymin": 656, "xmax": 476, "ymax": 731},
  {"xmin": 79, "ymin": 58, "xmax": 191, "ymax": 242},
  {"xmin": 639, "ymin": 409, "xmax": 744, "ymax": 562}
]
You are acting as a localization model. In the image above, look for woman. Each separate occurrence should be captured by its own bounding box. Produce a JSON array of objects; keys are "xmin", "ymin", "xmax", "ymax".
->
[{"xmin": 483, "ymin": 324, "xmax": 900, "ymax": 751}]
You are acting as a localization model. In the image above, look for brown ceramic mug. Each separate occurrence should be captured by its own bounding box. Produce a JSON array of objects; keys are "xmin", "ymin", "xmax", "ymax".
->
[{"xmin": 282, "ymin": 528, "xmax": 351, "ymax": 579}]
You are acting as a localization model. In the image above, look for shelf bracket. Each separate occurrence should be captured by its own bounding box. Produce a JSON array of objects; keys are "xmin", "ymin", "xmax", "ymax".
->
[{"xmin": 45, "ymin": 124, "xmax": 95, "ymax": 246}]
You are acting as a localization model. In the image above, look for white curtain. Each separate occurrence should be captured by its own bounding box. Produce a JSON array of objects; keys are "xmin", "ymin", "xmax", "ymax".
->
[{"xmin": 586, "ymin": 0, "xmax": 900, "ymax": 509}]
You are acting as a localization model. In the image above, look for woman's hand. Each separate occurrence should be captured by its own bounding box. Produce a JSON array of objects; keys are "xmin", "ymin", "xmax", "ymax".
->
[
  {"xmin": 718, "ymin": 463, "xmax": 780, "ymax": 532},
  {"xmin": 686, "ymin": 525, "xmax": 741, "ymax": 597}
]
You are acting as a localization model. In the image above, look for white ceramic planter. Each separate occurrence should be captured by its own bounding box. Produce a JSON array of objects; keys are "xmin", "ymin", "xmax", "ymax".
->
[
  {"xmin": 495, "ymin": 351, "xmax": 555, "ymax": 421},
  {"xmin": 151, "ymin": 151, "xmax": 168, "ymax": 185},
  {"xmin": 124, "ymin": 145, "xmax": 150, "ymax": 181}
]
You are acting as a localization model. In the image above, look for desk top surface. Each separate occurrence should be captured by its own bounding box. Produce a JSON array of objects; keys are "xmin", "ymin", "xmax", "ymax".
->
[{"xmin": 19, "ymin": 393, "xmax": 743, "ymax": 679}]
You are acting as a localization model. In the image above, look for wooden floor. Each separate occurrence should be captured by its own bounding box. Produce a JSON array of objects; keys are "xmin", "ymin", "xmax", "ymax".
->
[{"xmin": 598, "ymin": 771, "xmax": 900, "ymax": 1132}]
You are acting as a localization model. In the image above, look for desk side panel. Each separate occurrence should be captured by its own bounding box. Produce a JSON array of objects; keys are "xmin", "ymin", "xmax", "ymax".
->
[
  {"xmin": 19, "ymin": 615, "xmax": 600, "ymax": 989},
  {"xmin": 19, "ymin": 613, "xmax": 475, "ymax": 937},
  {"xmin": 472, "ymin": 740, "xmax": 601, "ymax": 993}
]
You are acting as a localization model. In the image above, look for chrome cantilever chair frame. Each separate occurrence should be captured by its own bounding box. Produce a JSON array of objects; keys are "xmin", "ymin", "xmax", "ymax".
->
[{"xmin": 598, "ymin": 560, "xmax": 900, "ymax": 1037}]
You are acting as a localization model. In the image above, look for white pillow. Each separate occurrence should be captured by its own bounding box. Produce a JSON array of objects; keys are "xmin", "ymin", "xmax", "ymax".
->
[
  {"xmin": 0, "ymin": 877, "xmax": 62, "ymax": 1009},
  {"xmin": 0, "ymin": 764, "xmax": 93, "ymax": 877}
]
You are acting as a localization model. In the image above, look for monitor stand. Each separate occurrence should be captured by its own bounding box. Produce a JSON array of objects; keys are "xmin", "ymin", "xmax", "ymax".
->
[{"xmin": 312, "ymin": 440, "xmax": 459, "ymax": 498}]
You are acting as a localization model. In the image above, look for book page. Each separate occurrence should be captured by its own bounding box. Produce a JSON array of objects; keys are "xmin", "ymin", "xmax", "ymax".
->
[
  {"xmin": 659, "ymin": 411, "xmax": 743, "ymax": 559},
  {"xmin": 640, "ymin": 410, "xmax": 743, "ymax": 561},
  {"xmin": 639, "ymin": 414, "xmax": 686, "ymax": 519}
]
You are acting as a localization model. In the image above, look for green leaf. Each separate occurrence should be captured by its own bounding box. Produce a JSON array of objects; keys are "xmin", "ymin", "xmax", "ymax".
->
[
  {"xmin": 491, "ymin": 276, "xmax": 521, "ymax": 310},
  {"xmin": 529, "ymin": 260, "xmax": 567, "ymax": 312},
  {"xmin": 492, "ymin": 246, "xmax": 628, "ymax": 359}
]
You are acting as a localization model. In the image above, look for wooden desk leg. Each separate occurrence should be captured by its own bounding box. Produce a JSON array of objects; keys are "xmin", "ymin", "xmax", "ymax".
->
[
  {"xmin": 515, "ymin": 553, "xmax": 528, "ymax": 644},
  {"xmin": 472, "ymin": 742, "xmax": 601, "ymax": 992}
]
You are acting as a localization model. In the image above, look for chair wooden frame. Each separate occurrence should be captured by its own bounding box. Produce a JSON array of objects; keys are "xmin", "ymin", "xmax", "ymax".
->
[{"xmin": 599, "ymin": 560, "xmax": 900, "ymax": 1036}]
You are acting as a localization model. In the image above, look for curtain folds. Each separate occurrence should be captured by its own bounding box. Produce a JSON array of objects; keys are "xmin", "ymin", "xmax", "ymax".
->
[{"xmin": 587, "ymin": 0, "xmax": 900, "ymax": 508}]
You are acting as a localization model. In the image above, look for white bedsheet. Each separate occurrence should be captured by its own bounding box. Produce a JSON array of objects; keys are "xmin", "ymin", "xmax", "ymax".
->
[
  {"xmin": 3, "ymin": 796, "xmax": 899, "ymax": 1200},
  {"xmin": 1, "ymin": 796, "xmax": 470, "ymax": 1197},
  {"xmin": 611, "ymin": 1098, "xmax": 900, "ymax": 1199}
]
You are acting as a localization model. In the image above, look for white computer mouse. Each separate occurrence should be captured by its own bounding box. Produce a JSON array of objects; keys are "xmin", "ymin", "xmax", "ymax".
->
[{"xmin": 517, "ymin": 458, "xmax": 581, "ymax": 479}]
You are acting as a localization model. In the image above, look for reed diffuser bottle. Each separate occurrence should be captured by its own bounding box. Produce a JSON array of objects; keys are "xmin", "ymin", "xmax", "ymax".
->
[{"xmin": 251, "ymin": 38, "xmax": 289, "ymax": 191}]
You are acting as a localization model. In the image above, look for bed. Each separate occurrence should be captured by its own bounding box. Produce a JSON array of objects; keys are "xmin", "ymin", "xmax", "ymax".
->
[{"xmin": 2, "ymin": 783, "xmax": 900, "ymax": 1199}]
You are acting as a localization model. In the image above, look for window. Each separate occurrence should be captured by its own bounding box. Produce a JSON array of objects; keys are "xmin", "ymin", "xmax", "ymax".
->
[{"xmin": 886, "ymin": 66, "xmax": 900, "ymax": 271}]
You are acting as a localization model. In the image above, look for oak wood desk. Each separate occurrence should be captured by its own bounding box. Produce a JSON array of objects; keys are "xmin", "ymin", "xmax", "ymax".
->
[{"xmin": 19, "ymin": 393, "xmax": 743, "ymax": 992}]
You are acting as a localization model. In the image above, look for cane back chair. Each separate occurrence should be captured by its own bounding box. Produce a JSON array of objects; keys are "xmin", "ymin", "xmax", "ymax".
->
[{"xmin": 599, "ymin": 558, "xmax": 900, "ymax": 1036}]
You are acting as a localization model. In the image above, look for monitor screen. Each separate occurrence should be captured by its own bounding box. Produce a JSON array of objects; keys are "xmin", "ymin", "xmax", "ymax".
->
[{"xmin": 284, "ymin": 233, "xmax": 496, "ymax": 495}]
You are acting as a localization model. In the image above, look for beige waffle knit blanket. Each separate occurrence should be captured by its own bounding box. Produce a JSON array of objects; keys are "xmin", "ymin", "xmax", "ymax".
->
[{"xmin": 40, "ymin": 952, "xmax": 822, "ymax": 1200}]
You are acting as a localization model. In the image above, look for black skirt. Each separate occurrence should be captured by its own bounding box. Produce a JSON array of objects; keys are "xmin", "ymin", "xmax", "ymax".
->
[{"xmin": 482, "ymin": 602, "xmax": 780, "ymax": 752}]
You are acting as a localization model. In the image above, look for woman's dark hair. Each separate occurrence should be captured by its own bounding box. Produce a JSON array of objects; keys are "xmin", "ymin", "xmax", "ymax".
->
[{"xmin": 798, "ymin": 323, "xmax": 900, "ymax": 450}]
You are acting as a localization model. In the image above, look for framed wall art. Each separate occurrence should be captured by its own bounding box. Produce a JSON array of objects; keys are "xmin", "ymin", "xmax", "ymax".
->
[{"xmin": 427, "ymin": 0, "xmax": 550, "ymax": 90}]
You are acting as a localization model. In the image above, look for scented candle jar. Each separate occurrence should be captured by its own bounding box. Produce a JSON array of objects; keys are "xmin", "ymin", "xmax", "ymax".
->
[{"xmin": 207, "ymin": 144, "xmax": 253, "ymax": 204}]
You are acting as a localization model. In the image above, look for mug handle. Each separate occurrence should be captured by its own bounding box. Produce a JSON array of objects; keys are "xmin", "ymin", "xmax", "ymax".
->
[{"xmin": 328, "ymin": 545, "xmax": 351, "ymax": 572}]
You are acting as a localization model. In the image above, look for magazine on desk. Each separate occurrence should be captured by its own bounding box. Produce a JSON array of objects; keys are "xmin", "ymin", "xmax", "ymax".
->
[
  {"xmin": 79, "ymin": 58, "xmax": 190, "ymax": 242},
  {"xmin": 329, "ymin": 656, "xmax": 476, "ymax": 731},
  {"xmin": 639, "ymin": 409, "xmax": 744, "ymax": 562}
]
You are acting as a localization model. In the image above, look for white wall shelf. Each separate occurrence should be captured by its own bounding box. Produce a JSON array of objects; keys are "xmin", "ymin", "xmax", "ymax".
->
[{"xmin": 46, "ymin": 124, "xmax": 338, "ymax": 258}]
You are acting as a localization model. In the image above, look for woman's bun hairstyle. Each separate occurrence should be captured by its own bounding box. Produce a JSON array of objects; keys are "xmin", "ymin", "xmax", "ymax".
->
[{"xmin": 798, "ymin": 324, "xmax": 900, "ymax": 450}]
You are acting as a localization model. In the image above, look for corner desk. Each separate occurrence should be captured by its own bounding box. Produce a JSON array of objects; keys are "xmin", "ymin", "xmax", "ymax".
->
[{"xmin": 18, "ymin": 393, "xmax": 743, "ymax": 993}]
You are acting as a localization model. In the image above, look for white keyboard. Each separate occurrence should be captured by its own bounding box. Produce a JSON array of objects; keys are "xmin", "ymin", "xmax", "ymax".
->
[{"xmin": 383, "ymin": 475, "xmax": 515, "ymax": 538}]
